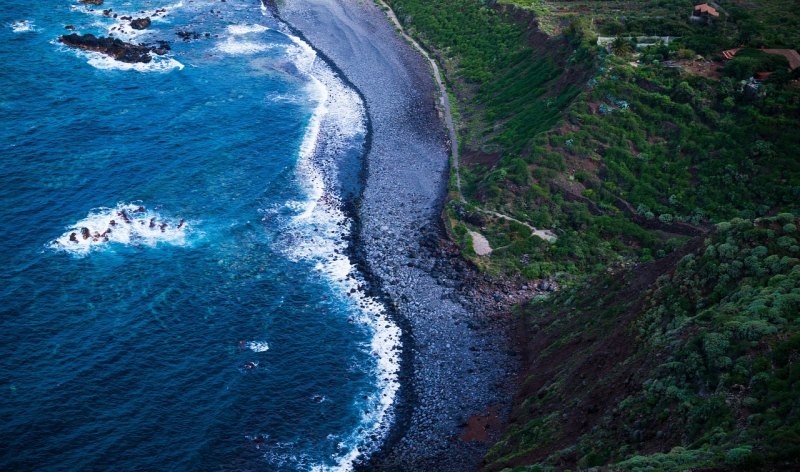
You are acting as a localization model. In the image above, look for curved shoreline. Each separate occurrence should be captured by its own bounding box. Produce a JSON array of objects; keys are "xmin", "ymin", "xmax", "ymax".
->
[
  {"xmin": 260, "ymin": 2, "xmax": 411, "ymax": 468},
  {"xmin": 270, "ymin": 0, "xmax": 521, "ymax": 470}
]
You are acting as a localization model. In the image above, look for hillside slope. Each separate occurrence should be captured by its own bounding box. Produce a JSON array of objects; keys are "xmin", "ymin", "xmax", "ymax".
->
[
  {"xmin": 488, "ymin": 215, "xmax": 800, "ymax": 470},
  {"xmin": 381, "ymin": 0, "xmax": 800, "ymax": 469},
  {"xmin": 388, "ymin": 0, "xmax": 800, "ymax": 283}
]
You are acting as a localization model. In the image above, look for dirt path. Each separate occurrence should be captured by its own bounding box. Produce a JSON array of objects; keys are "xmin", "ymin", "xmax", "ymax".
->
[
  {"xmin": 377, "ymin": 0, "xmax": 557, "ymax": 243},
  {"xmin": 477, "ymin": 208, "xmax": 558, "ymax": 242},
  {"xmin": 377, "ymin": 0, "xmax": 462, "ymax": 200}
]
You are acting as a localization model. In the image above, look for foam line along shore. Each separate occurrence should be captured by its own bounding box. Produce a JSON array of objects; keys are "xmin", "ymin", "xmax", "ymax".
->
[
  {"xmin": 266, "ymin": 15, "xmax": 403, "ymax": 471},
  {"xmin": 272, "ymin": 1, "xmax": 521, "ymax": 470}
]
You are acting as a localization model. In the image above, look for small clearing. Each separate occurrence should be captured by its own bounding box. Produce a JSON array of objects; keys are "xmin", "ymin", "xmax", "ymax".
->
[{"xmin": 468, "ymin": 230, "xmax": 492, "ymax": 256}]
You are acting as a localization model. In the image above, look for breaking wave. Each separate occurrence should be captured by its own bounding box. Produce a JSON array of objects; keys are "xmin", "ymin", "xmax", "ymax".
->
[
  {"xmin": 269, "ymin": 27, "xmax": 402, "ymax": 472},
  {"xmin": 10, "ymin": 20, "xmax": 36, "ymax": 33},
  {"xmin": 50, "ymin": 203, "xmax": 193, "ymax": 256}
]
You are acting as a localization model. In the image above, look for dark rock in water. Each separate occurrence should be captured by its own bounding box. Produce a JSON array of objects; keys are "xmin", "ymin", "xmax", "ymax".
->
[
  {"xmin": 176, "ymin": 31, "xmax": 202, "ymax": 42},
  {"xmin": 79, "ymin": 0, "xmax": 103, "ymax": 5},
  {"xmin": 65, "ymin": 25, "xmax": 75, "ymax": 31},
  {"xmin": 149, "ymin": 40, "xmax": 171, "ymax": 56},
  {"xmin": 80, "ymin": 227, "xmax": 91, "ymax": 240},
  {"xmin": 130, "ymin": 17, "xmax": 151, "ymax": 30},
  {"xmin": 59, "ymin": 33, "xmax": 152, "ymax": 64}
]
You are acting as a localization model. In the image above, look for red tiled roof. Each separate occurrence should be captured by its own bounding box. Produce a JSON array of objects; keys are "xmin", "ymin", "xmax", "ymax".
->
[
  {"xmin": 722, "ymin": 48, "xmax": 741, "ymax": 60},
  {"xmin": 694, "ymin": 3, "xmax": 720, "ymax": 17}
]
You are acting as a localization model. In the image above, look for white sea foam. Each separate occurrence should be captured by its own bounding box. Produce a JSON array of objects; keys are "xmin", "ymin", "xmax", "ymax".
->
[
  {"xmin": 268, "ymin": 28, "xmax": 401, "ymax": 472},
  {"xmin": 215, "ymin": 37, "xmax": 273, "ymax": 55},
  {"xmin": 227, "ymin": 24, "xmax": 269, "ymax": 35},
  {"xmin": 265, "ymin": 91, "xmax": 304, "ymax": 104},
  {"xmin": 62, "ymin": 1, "xmax": 185, "ymax": 72},
  {"xmin": 262, "ymin": 442, "xmax": 316, "ymax": 470},
  {"xmin": 247, "ymin": 341, "xmax": 270, "ymax": 352},
  {"xmin": 10, "ymin": 20, "xmax": 36, "ymax": 33},
  {"xmin": 84, "ymin": 51, "xmax": 185, "ymax": 72},
  {"xmin": 50, "ymin": 203, "xmax": 193, "ymax": 256},
  {"xmin": 72, "ymin": 1, "xmax": 185, "ymax": 41}
]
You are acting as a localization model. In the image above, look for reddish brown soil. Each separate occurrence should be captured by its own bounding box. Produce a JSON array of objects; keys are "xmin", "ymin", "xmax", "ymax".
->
[
  {"xmin": 674, "ymin": 59, "xmax": 725, "ymax": 79},
  {"xmin": 462, "ymin": 149, "xmax": 502, "ymax": 167},
  {"xmin": 460, "ymin": 404, "xmax": 505, "ymax": 443},
  {"xmin": 487, "ymin": 237, "xmax": 707, "ymax": 471}
]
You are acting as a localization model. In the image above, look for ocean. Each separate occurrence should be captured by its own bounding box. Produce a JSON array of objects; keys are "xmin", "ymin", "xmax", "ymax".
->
[{"xmin": 0, "ymin": 1, "xmax": 399, "ymax": 470}]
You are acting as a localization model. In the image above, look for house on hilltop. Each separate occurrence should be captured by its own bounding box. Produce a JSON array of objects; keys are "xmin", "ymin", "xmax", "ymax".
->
[{"xmin": 691, "ymin": 3, "xmax": 720, "ymax": 24}]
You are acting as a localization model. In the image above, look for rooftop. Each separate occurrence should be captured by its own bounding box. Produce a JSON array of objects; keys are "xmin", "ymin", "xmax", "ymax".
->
[{"xmin": 694, "ymin": 3, "xmax": 720, "ymax": 17}]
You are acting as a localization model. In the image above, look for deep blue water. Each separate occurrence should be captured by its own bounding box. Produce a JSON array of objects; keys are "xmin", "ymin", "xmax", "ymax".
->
[{"xmin": 0, "ymin": 1, "xmax": 398, "ymax": 470}]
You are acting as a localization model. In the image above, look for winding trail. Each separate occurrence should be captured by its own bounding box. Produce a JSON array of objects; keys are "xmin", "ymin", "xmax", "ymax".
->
[
  {"xmin": 478, "ymin": 208, "xmax": 558, "ymax": 242},
  {"xmin": 377, "ymin": 0, "xmax": 557, "ymax": 244},
  {"xmin": 376, "ymin": 0, "xmax": 463, "ymax": 201}
]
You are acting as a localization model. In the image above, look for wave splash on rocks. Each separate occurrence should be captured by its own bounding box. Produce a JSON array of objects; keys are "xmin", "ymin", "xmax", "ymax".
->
[
  {"xmin": 50, "ymin": 203, "xmax": 193, "ymax": 256},
  {"xmin": 59, "ymin": 1, "xmax": 184, "ymax": 71}
]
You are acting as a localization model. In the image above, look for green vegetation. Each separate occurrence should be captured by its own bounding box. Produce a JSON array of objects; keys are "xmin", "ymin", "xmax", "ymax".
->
[
  {"xmin": 550, "ymin": 53, "xmax": 800, "ymax": 223},
  {"xmin": 500, "ymin": 0, "xmax": 800, "ymax": 51},
  {"xmin": 488, "ymin": 215, "xmax": 800, "ymax": 471},
  {"xmin": 385, "ymin": 0, "xmax": 591, "ymax": 151},
  {"xmin": 724, "ymin": 48, "xmax": 789, "ymax": 79},
  {"xmin": 382, "ymin": 0, "xmax": 800, "ymax": 469},
  {"xmin": 388, "ymin": 0, "xmax": 800, "ymax": 282}
]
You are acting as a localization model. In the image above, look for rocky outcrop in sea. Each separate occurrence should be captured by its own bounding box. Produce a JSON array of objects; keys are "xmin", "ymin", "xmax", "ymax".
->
[{"xmin": 58, "ymin": 33, "xmax": 169, "ymax": 64}]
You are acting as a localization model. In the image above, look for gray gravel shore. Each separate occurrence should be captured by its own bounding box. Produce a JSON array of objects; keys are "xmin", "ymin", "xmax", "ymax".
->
[{"xmin": 272, "ymin": 1, "xmax": 520, "ymax": 469}]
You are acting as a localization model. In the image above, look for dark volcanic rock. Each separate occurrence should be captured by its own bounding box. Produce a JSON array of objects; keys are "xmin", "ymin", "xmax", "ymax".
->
[
  {"xmin": 59, "ymin": 33, "xmax": 152, "ymax": 64},
  {"xmin": 130, "ymin": 17, "xmax": 151, "ymax": 30},
  {"xmin": 79, "ymin": 0, "xmax": 103, "ymax": 5},
  {"xmin": 150, "ymin": 40, "xmax": 171, "ymax": 56},
  {"xmin": 176, "ymin": 31, "xmax": 203, "ymax": 41}
]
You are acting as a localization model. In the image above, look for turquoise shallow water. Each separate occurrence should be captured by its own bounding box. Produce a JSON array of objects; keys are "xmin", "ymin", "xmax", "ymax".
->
[{"xmin": 0, "ymin": 1, "xmax": 398, "ymax": 470}]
